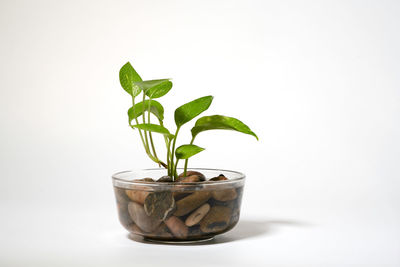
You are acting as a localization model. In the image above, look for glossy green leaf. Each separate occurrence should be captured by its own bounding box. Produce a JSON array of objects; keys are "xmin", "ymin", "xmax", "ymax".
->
[
  {"xmin": 132, "ymin": 123, "xmax": 172, "ymax": 137},
  {"xmin": 128, "ymin": 100, "xmax": 164, "ymax": 123},
  {"xmin": 191, "ymin": 115, "xmax": 258, "ymax": 140},
  {"xmin": 134, "ymin": 79, "xmax": 172, "ymax": 99},
  {"xmin": 174, "ymin": 96, "xmax": 213, "ymax": 128},
  {"xmin": 175, "ymin": 144, "xmax": 205, "ymax": 160},
  {"xmin": 119, "ymin": 62, "xmax": 142, "ymax": 97}
]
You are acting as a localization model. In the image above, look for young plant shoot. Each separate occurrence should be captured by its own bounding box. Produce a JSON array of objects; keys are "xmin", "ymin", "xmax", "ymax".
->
[{"xmin": 119, "ymin": 62, "xmax": 258, "ymax": 181}]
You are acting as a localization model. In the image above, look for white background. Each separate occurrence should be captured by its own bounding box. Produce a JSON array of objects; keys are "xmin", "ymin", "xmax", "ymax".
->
[{"xmin": 1, "ymin": 0, "xmax": 399, "ymax": 266}]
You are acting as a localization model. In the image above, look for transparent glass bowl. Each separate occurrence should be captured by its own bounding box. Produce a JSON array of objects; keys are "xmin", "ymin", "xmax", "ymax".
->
[{"xmin": 112, "ymin": 168, "xmax": 245, "ymax": 243}]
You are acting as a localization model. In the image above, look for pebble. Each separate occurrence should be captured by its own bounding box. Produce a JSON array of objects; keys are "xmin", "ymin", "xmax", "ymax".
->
[
  {"xmin": 144, "ymin": 191, "xmax": 175, "ymax": 221},
  {"xmin": 212, "ymin": 188, "xmax": 237, "ymax": 201},
  {"xmin": 114, "ymin": 187, "xmax": 129, "ymax": 205},
  {"xmin": 209, "ymin": 174, "xmax": 228, "ymax": 181},
  {"xmin": 117, "ymin": 203, "xmax": 133, "ymax": 227},
  {"xmin": 177, "ymin": 175, "xmax": 204, "ymax": 183},
  {"xmin": 141, "ymin": 178, "xmax": 155, "ymax": 182},
  {"xmin": 178, "ymin": 171, "xmax": 206, "ymax": 182},
  {"xmin": 172, "ymin": 192, "xmax": 191, "ymax": 201},
  {"xmin": 174, "ymin": 191, "xmax": 211, "ymax": 216},
  {"xmin": 128, "ymin": 201, "xmax": 162, "ymax": 232},
  {"xmin": 230, "ymin": 205, "xmax": 241, "ymax": 225},
  {"xmin": 188, "ymin": 225, "xmax": 203, "ymax": 237},
  {"xmin": 157, "ymin": 176, "xmax": 173, "ymax": 182},
  {"xmin": 185, "ymin": 203, "xmax": 210, "ymax": 227},
  {"xmin": 164, "ymin": 216, "xmax": 188, "ymax": 239},
  {"xmin": 151, "ymin": 223, "xmax": 173, "ymax": 238},
  {"xmin": 200, "ymin": 206, "xmax": 232, "ymax": 233},
  {"xmin": 127, "ymin": 223, "xmax": 143, "ymax": 234},
  {"xmin": 125, "ymin": 190, "xmax": 149, "ymax": 204}
]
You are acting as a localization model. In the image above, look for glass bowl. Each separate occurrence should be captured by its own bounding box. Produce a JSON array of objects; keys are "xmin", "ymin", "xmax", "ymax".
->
[{"xmin": 112, "ymin": 168, "xmax": 245, "ymax": 243}]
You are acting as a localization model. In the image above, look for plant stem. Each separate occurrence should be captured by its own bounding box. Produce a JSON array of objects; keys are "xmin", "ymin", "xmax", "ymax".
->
[
  {"xmin": 166, "ymin": 138, "xmax": 171, "ymax": 176},
  {"xmin": 130, "ymin": 96, "xmax": 167, "ymax": 169},
  {"xmin": 173, "ymin": 159, "xmax": 179, "ymax": 178},
  {"xmin": 142, "ymin": 93, "xmax": 150, "ymax": 151},
  {"xmin": 129, "ymin": 124, "xmax": 167, "ymax": 167},
  {"xmin": 130, "ymin": 97, "xmax": 147, "ymax": 154},
  {"xmin": 159, "ymin": 120, "xmax": 171, "ymax": 175},
  {"xmin": 149, "ymin": 133, "xmax": 158, "ymax": 163},
  {"xmin": 147, "ymin": 99, "xmax": 159, "ymax": 166},
  {"xmin": 170, "ymin": 127, "xmax": 181, "ymax": 180},
  {"xmin": 132, "ymin": 119, "xmax": 146, "ymax": 151},
  {"xmin": 183, "ymin": 136, "xmax": 195, "ymax": 176}
]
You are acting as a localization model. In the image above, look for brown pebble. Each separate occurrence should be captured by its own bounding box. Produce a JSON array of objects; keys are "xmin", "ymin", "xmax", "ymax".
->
[
  {"xmin": 172, "ymin": 192, "xmax": 191, "ymax": 201},
  {"xmin": 164, "ymin": 216, "xmax": 188, "ymax": 239},
  {"xmin": 174, "ymin": 191, "xmax": 211, "ymax": 216},
  {"xmin": 209, "ymin": 174, "xmax": 228, "ymax": 181},
  {"xmin": 157, "ymin": 176, "xmax": 173, "ymax": 182},
  {"xmin": 200, "ymin": 206, "xmax": 231, "ymax": 233},
  {"xmin": 128, "ymin": 202, "xmax": 162, "ymax": 232},
  {"xmin": 140, "ymin": 178, "xmax": 155, "ymax": 182},
  {"xmin": 178, "ymin": 171, "xmax": 206, "ymax": 181},
  {"xmin": 212, "ymin": 188, "xmax": 237, "ymax": 201},
  {"xmin": 124, "ymin": 178, "xmax": 154, "ymax": 203},
  {"xmin": 177, "ymin": 175, "xmax": 204, "ymax": 183},
  {"xmin": 185, "ymin": 203, "xmax": 210, "ymax": 227},
  {"xmin": 152, "ymin": 223, "xmax": 173, "ymax": 238},
  {"xmin": 127, "ymin": 223, "xmax": 143, "ymax": 234},
  {"xmin": 125, "ymin": 190, "xmax": 149, "ymax": 204}
]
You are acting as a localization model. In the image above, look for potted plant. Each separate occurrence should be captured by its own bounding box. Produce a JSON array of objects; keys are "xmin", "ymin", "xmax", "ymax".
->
[{"xmin": 113, "ymin": 62, "xmax": 258, "ymax": 243}]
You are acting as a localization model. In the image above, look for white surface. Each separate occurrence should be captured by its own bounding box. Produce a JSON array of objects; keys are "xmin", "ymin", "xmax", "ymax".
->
[{"xmin": 1, "ymin": 0, "xmax": 399, "ymax": 266}]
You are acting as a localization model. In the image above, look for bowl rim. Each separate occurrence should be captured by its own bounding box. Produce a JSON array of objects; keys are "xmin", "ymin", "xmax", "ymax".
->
[{"xmin": 112, "ymin": 167, "xmax": 245, "ymax": 187}]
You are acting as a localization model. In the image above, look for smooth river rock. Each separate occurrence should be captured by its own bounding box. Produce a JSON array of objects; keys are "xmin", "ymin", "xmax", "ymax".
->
[
  {"xmin": 178, "ymin": 171, "xmax": 206, "ymax": 182},
  {"xmin": 152, "ymin": 223, "xmax": 173, "ymax": 238},
  {"xmin": 174, "ymin": 191, "xmax": 211, "ymax": 216},
  {"xmin": 125, "ymin": 190, "xmax": 149, "ymax": 204},
  {"xmin": 212, "ymin": 188, "xmax": 237, "ymax": 202},
  {"xmin": 164, "ymin": 216, "xmax": 188, "ymax": 239},
  {"xmin": 157, "ymin": 176, "xmax": 173, "ymax": 182},
  {"xmin": 114, "ymin": 187, "xmax": 129, "ymax": 205},
  {"xmin": 185, "ymin": 203, "xmax": 211, "ymax": 227},
  {"xmin": 177, "ymin": 175, "xmax": 204, "ymax": 183},
  {"xmin": 128, "ymin": 201, "xmax": 162, "ymax": 232},
  {"xmin": 144, "ymin": 191, "xmax": 175, "ymax": 221},
  {"xmin": 209, "ymin": 174, "xmax": 228, "ymax": 181},
  {"xmin": 200, "ymin": 206, "xmax": 232, "ymax": 233}
]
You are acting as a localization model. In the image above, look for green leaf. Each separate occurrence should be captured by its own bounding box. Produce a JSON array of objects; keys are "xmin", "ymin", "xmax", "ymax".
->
[
  {"xmin": 174, "ymin": 96, "xmax": 213, "ymax": 128},
  {"xmin": 119, "ymin": 62, "xmax": 142, "ymax": 97},
  {"xmin": 191, "ymin": 115, "xmax": 258, "ymax": 140},
  {"xmin": 128, "ymin": 100, "xmax": 164, "ymax": 123},
  {"xmin": 175, "ymin": 144, "xmax": 205, "ymax": 160},
  {"xmin": 132, "ymin": 123, "xmax": 172, "ymax": 137},
  {"xmin": 134, "ymin": 79, "xmax": 173, "ymax": 99}
]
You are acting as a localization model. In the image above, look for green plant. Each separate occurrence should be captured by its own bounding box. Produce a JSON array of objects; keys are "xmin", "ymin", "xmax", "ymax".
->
[{"xmin": 119, "ymin": 62, "xmax": 258, "ymax": 180}]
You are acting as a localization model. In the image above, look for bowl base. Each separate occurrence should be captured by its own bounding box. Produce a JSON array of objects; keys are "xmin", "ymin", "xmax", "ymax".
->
[{"xmin": 142, "ymin": 236, "xmax": 215, "ymax": 244}]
